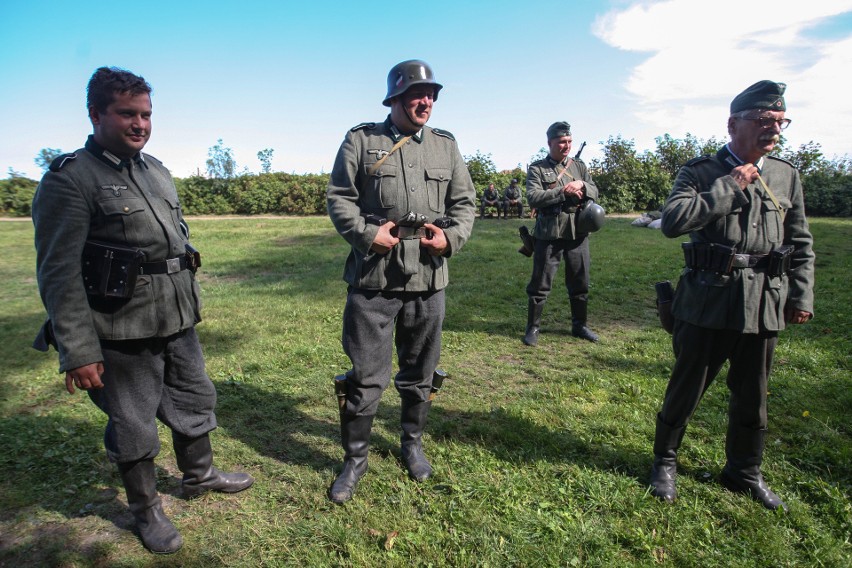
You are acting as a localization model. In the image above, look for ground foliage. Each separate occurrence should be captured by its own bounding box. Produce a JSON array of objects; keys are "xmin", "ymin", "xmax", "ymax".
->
[{"xmin": 0, "ymin": 216, "xmax": 849, "ymax": 567}]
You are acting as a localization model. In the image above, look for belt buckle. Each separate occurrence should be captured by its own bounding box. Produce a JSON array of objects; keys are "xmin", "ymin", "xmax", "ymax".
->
[
  {"xmin": 732, "ymin": 254, "xmax": 748, "ymax": 269},
  {"xmin": 166, "ymin": 257, "xmax": 181, "ymax": 274}
]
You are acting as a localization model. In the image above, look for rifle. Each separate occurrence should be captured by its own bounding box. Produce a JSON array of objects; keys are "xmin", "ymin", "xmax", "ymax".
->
[{"xmin": 574, "ymin": 141, "xmax": 586, "ymax": 161}]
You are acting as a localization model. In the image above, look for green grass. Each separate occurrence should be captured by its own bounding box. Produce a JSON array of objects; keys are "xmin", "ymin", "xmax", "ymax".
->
[{"xmin": 1, "ymin": 215, "xmax": 849, "ymax": 567}]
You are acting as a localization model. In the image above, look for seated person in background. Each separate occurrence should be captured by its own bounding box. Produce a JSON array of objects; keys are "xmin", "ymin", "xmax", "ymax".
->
[
  {"xmin": 503, "ymin": 178, "xmax": 524, "ymax": 218},
  {"xmin": 480, "ymin": 183, "xmax": 501, "ymax": 218}
]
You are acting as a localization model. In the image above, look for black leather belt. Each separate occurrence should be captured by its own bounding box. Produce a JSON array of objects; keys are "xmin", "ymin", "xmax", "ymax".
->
[
  {"xmin": 138, "ymin": 255, "xmax": 188, "ymax": 275},
  {"xmin": 731, "ymin": 253, "xmax": 769, "ymax": 269}
]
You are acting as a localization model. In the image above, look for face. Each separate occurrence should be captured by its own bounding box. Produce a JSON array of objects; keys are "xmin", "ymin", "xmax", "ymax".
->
[
  {"xmin": 89, "ymin": 91, "xmax": 152, "ymax": 158},
  {"xmin": 390, "ymin": 84, "xmax": 435, "ymax": 133},
  {"xmin": 548, "ymin": 135, "xmax": 572, "ymax": 162},
  {"xmin": 728, "ymin": 109, "xmax": 785, "ymax": 163}
]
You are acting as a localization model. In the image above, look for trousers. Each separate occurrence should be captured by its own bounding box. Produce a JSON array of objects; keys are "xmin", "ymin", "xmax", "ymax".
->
[
  {"xmin": 341, "ymin": 287, "xmax": 444, "ymax": 416},
  {"xmin": 88, "ymin": 327, "xmax": 218, "ymax": 463}
]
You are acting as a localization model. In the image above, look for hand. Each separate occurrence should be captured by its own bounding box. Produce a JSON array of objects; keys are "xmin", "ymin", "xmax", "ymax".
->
[
  {"xmin": 785, "ymin": 307, "xmax": 812, "ymax": 325},
  {"xmin": 370, "ymin": 221, "xmax": 399, "ymax": 254},
  {"xmin": 562, "ymin": 180, "xmax": 585, "ymax": 199},
  {"xmin": 420, "ymin": 223, "xmax": 448, "ymax": 256},
  {"xmin": 731, "ymin": 163, "xmax": 760, "ymax": 189},
  {"xmin": 66, "ymin": 362, "xmax": 105, "ymax": 394}
]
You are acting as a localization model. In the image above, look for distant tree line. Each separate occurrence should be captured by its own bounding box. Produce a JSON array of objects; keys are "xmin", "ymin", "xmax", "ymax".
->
[{"xmin": 2, "ymin": 136, "xmax": 849, "ymax": 217}]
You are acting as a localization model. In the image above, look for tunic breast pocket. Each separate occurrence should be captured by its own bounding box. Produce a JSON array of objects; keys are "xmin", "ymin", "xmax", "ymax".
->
[
  {"xmin": 362, "ymin": 163, "xmax": 398, "ymax": 209},
  {"xmin": 97, "ymin": 197, "xmax": 157, "ymax": 247},
  {"xmin": 163, "ymin": 195, "xmax": 183, "ymax": 236},
  {"xmin": 425, "ymin": 167, "xmax": 451, "ymax": 212},
  {"xmin": 761, "ymin": 198, "xmax": 788, "ymax": 245}
]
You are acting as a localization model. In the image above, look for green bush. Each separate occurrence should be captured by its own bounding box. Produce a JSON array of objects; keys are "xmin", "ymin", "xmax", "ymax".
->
[{"xmin": 0, "ymin": 174, "xmax": 37, "ymax": 217}]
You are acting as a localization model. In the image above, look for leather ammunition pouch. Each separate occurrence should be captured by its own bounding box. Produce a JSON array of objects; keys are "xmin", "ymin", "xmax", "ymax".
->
[
  {"xmin": 682, "ymin": 242, "xmax": 763, "ymax": 274},
  {"xmin": 82, "ymin": 240, "xmax": 146, "ymax": 298},
  {"xmin": 768, "ymin": 244, "xmax": 794, "ymax": 277}
]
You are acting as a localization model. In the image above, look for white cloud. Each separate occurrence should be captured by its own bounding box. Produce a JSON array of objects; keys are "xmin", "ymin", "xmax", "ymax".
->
[{"xmin": 592, "ymin": 0, "xmax": 852, "ymax": 156}]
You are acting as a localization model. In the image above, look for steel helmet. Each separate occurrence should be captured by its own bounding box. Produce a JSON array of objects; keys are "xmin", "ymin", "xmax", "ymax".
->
[
  {"xmin": 383, "ymin": 60, "xmax": 443, "ymax": 107},
  {"xmin": 576, "ymin": 200, "xmax": 606, "ymax": 233}
]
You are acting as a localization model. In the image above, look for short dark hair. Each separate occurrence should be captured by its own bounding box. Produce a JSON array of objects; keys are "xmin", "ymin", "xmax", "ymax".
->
[{"xmin": 86, "ymin": 67, "xmax": 152, "ymax": 112}]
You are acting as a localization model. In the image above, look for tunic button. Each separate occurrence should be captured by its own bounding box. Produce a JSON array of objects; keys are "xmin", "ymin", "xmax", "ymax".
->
[
  {"xmin": 752, "ymin": 222, "xmax": 758, "ymax": 228},
  {"xmin": 409, "ymin": 163, "xmax": 414, "ymax": 168},
  {"xmin": 748, "ymin": 274, "xmax": 754, "ymax": 280},
  {"xmin": 123, "ymin": 206, "xmax": 129, "ymax": 212}
]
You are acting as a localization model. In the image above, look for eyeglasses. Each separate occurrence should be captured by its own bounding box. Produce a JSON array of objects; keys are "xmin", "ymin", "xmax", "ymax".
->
[{"xmin": 739, "ymin": 116, "xmax": 792, "ymax": 130}]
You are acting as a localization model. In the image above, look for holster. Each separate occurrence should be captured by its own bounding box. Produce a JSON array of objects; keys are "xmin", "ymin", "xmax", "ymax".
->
[{"xmin": 81, "ymin": 240, "xmax": 146, "ymax": 298}]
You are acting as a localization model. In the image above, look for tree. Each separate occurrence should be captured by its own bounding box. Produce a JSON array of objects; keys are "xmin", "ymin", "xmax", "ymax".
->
[
  {"xmin": 206, "ymin": 139, "xmax": 237, "ymax": 179},
  {"xmin": 34, "ymin": 148, "xmax": 63, "ymax": 173},
  {"xmin": 464, "ymin": 151, "xmax": 497, "ymax": 191},
  {"xmin": 257, "ymin": 148, "xmax": 274, "ymax": 174}
]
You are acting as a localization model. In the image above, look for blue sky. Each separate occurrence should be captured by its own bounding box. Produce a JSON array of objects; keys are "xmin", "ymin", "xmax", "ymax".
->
[{"xmin": 2, "ymin": 0, "xmax": 851, "ymax": 180}]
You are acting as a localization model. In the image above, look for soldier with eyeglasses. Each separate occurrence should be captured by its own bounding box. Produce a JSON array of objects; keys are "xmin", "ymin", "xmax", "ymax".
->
[{"xmin": 647, "ymin": 80, "xmax": 815, "ymax": 512}]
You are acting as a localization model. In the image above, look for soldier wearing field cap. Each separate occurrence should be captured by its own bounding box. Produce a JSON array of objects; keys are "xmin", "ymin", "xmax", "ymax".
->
[
  {"xmin": 326, "ymin": 59, "xmax": 476, "ymax": 504},
  {"xmin": 523, "ymin": 121, "xmax": 600, "ymax": 346},
  {"xmin": 648, "ymin": 80, "xmax": 814, "ymax": 511}
]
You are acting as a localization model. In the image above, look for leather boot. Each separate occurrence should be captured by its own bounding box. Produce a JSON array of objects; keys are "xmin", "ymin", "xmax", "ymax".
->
[
  {"xmin": 401, "ymin": 399, "xmax": 432, "ymax": 482},
  {"xmin": 329, "ymin": 414, "xmax": 374, "ymax": 504},
  {"xmin": 523, "ymin": 299, "xmax": 544, "ymax": 346},
  {"xmin": 570, "ymin": 299, "xmax": 599, "ymax": 342},
  {"xmin": 648, "ymin": 415, "xmax": 686, "ymax": 503},
  {"xmin": 172, "ymin": 432, "xmax": 254, "ymax": 499},
  {"xmin": 719, "ymin": 424, "xmax": 788, "ymax": 511},
  {"xmin": 118, "ymin": 459, "xmax": 183, "ymax": 554}
]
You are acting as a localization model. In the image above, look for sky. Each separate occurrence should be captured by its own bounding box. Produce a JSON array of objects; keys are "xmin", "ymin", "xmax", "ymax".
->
[{"xmin": 2, "ymin": 0, "xmax": 851, "ymax": 181}]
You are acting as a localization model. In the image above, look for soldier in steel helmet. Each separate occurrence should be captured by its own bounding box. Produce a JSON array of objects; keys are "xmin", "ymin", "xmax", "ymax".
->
[
  {"xmin": 326, "ymin": 59, "xmax": 476, "ymax": 504},
  {"xmin": 522, "ymin": 121, "xmax": 601, "ymax": 346},
  {"xmin": 647, "ymin": 81, "xmax": 815, "ymax": 511},
  {"xmin": 31, "ymin": 67, "xmax": 253, "ymax": 554}
]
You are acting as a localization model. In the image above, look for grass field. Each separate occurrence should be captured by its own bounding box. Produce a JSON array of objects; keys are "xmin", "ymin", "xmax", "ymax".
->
[{"xmin": 0, "ymin": 215, "xmax": 849, "ymax": 567}]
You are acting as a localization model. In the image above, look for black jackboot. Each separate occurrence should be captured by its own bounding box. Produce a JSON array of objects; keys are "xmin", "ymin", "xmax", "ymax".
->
[
  {"xmin": 523, "ymin": 299, "xmax": 544, "ymax": 346},
  {"xmin": 648, "ymin": 415, "xmax": 686, "ymax": 503},
  {"xmin": 570, "ymin": 299, "xmax": 599, "ymax": 342},
  {"xmin": 401, "ymin": 399, "xmax": 433, "ymax": 482},
  {"xmin": 329, "ymin": 414, "xmax": 374, "ymax": 504},
  {"xmin": 118, "ymin": 459, "xmax": 183, "ymax": 554},
  {"xmin": 719, "ymin": 425, "xmax": 788, "ymax": 511},
  {"xmin": 172, "ymin": 432, "xmax": 255, "ymax": 499}
]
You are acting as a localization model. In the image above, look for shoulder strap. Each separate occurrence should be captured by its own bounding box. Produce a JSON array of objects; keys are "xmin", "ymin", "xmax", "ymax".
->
[{"xmin": 367, "ymin": 135, "xmax": 411, "ymax": 175}]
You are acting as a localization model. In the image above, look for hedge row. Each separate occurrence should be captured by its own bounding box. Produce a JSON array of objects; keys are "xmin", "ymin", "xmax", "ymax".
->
[{"xmin": 2, "ymin": 170, "xmax": 850, "ymax": 217}]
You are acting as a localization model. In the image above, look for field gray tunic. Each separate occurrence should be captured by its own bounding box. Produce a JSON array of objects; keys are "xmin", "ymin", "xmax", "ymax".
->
[
  {"xmin": 327, "ymin": 117, "xmax": 476, "ymax": 291},
  {"xmin": 33, "ymin": 137, "xmax": 202, "ymax": 372}
]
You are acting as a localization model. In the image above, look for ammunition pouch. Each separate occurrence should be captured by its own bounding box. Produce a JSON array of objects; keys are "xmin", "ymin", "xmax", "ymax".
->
[
  {"xmin": 185, "ymin": 244, "xmax": 202, "ymax": 274},
  {"xmin": 82, "ymin": 240, "xmax": 146, "ymax": 298},
  {"xmin": 682, "ymin": 242, "xmax": 786, "ymax": 275},
  {"xmin": 768, "ymin": 244, "xmax": 794, "ymax": 277},
  {"xmin": 682, "ymin": 242, "xmax": 737, "ymax": 273}
]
